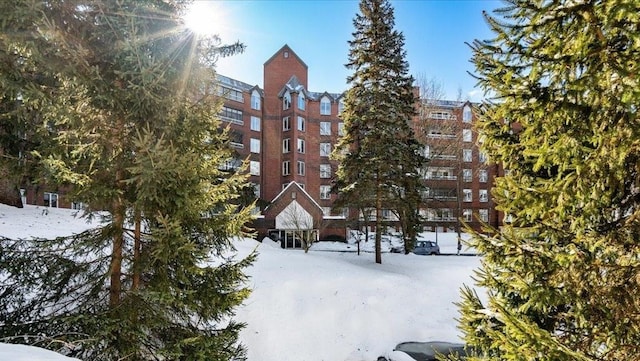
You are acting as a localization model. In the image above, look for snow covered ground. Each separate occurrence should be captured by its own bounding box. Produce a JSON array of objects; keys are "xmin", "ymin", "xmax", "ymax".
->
[{"xmin": 0, "ymin": 204, "xmax": 483, "ymax": 361}]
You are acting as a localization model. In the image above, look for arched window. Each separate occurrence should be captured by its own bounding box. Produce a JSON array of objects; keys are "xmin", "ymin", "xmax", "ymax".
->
[
  {"xmin": 283, "ymin": 91, "xmax": 291, "ymax": 110},
  {"xmin": 463, "ymin": 105, "xmax": 472, "ymax": 122},
  {"xmin": 297, "ymin": 91, "xmax": 305, "ymax": 110},
  {"xmin": 251, "ymin": 90, "xmax": 261, "ymax": 110},
  {"xmin": 320, "ymin": 96, "xmax": 331, "ymax": 115}
]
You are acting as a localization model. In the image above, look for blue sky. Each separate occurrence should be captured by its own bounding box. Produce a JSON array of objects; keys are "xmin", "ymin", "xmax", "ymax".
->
[{"xmin": 204, "ymin": 0, "xmax": 501, "ymax": 102}]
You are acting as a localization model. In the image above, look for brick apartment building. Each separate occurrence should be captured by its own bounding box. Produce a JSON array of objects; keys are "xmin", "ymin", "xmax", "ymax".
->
[{"xmin": 22, "ymin": 44, "xmax": 501, "ymax": 245}]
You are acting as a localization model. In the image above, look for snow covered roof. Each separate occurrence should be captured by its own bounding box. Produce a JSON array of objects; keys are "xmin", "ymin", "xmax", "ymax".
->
[{"xmin": 216, "ymin": 74, "xmax": 262, "ymax": 95}]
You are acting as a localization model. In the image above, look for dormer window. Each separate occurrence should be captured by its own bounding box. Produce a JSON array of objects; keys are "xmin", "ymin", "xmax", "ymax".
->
[
  {"xmin": 463, "ymin": 105, "xmax": 472, "ymax": 123},
  {"xmin": 251, "ymin": 90, "xmax": 261, "ymax": 110},
  {"xmin": 297, "ymin": 91, "xmax": 305, "ymax": 110},
  {"xmin": 320, "ymin": 96, "xmax": 331, "ymax": 115},
  {"xmin": 283, "ymin": 91, "xmax": 291, "ymax": 110}
]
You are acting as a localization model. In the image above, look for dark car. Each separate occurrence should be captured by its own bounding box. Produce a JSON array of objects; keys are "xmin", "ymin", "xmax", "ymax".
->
[
  {"xmin": 413, "ymin": 241, "xmax": 440, "ymax": 255},
  {"xmin": 377, "ymin": 341, "xmax": 476, "ymax": 361}
]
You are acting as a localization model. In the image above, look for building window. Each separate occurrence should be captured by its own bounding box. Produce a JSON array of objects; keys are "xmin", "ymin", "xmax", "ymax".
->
[
  {"xmin": 219, "ymin": 106, "xmax": 243, "ymax": 125},
  {"xmin": 463, "ymin": 105, "xmax": 472, "ymax": 123},
  {"xmin": 298, "ymin": 92, "xmax": 305, "ymax": 110},
  {"xmin": 338, "ymin": 99, "xmax": 345, "ymax": 114},
  {"xmin": 320, "ymin": 164, "xmax": 331, "ymax": 178},
  {"xmin": 251, "ymin": 90, "xmax": 261, "ymax": 110},
  {"xmin": 282, "ymin": 161, "xmax": 291, "ymax": 176},
  {"xmin": 283, "ymin": 116, "xmax": 291, "ymax": 131},
  {"xmin": 297, "ymin": 116, "xmax": 305, "ymax": 131},
  {"xmin": 250, "ymin": 161, "xmax": 260, "ymax": 176},
  {"xmin": 250, "ymin": 138, "xmax": 260, "ymax": 153},
  {"xmin": 297, "ymin": 138, "xmax": 305, "ymax": 153},
  {"xmin": 253, "ymin": 183, "xmax": 261, "ymax": 198},
  {"xmin": 338, "ymin": 122, "xmax": 344, "ymax": 136},
  {"xmin": 297, "ymin": 161, "xmax": 305, "ymax": 176},
  {"xmin": 479, "ymin": 209, "xmax": 489, "ymax": 222},
  {"xmin": 463, "ymin": 189, "xmax": 472, "ymax": 202},
  {"xmin": 479, "ymin": 189, "xmax": 488, "ymax": 202},
  {"xmin": 429, "ymin": 111, "xmax": 453, "ymax": 120},
  {"xmin": 320, "ymin": 185, "xmax": 331, "ymax": 200},
  {"xmin": 479, "ymin": 152, "xmax": 487, "ymax": 163},
  {"xmin": 219, "ymin": 86, "xmax": 243, "ymax": 102},
  {"xmin": 479, "ymin": 169, "xmax": 488, "ymax": 183},
  {"xmin": 320, "ymin": 96, "xmax": 331, "ymax": 115},
  {"xmin": 283, "ymin": 91, "xmax": 291, "ymax": 110},
  {"xmin": 463, "ymin": 209, "xmax": 473, "ymax": 222},
  {"xmin": 71, "ymin": 201, "xmax": 86, "ymax": 210},
  {"xmin": 283, "ymin": 138, "xmax": 291, "ymax": 153},
  {"xmin": 229, "ymin": 130, "xmax": 243, "ymax": 148},
  {"xmin": 44, "ymin": 192, "xmax": 58, "ymax": 208},
  {"xmin": 320, "ymin": 142, "xmax": 331, "ymax": 157},
  {"xmin": 250, "ymin": 116, "xmax": 261, "ymax": 132},
  {"xmin": 322, "ymin": 207, "xmax": 332, "ymax": 216},
  {"xmin": 462, "ymin": 129, "xmax": 472, "ymax": 142},
  {"xmin": 220, "ymin": 158, "xmax": 242, "ymax": 172},
  {"xmin": 423, "ymin": 145, "xmax": 430, "ymax": 158},
  {"xmin": 463, "ymin": 169, "xmax": 472, "ymax": 182},
  {"xmin": 463, "ymin": 149, "xmax": 472, "ymax": 162},
  {"xmin": 320, "ymin": 121, "xmax": 331, "ymax": 135}
]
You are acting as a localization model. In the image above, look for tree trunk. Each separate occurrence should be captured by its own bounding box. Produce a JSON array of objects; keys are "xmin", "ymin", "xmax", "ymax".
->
[
  {"xmin": 0, "ymin": 165, "xmax": 22, "ymax": 207},
  {"xmin": 109, "ymin": 169, "xmax": 125, "ymax": 307},
  {"xmin": 375, "ymin": 180, "xmax": 382, "ymax": 264},
  {"xmin": 132, "ymin": 209, "xmax": 141, "ymax": 290}
]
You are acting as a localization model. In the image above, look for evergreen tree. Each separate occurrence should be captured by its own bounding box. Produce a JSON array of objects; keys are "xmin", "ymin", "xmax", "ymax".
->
[
  {"xmin": 458, "ymin": 1, "xmax": 640, "ymax": 359},
  {"xmin": 334, "ymin": 0, "xmax": 424, "ymax": 263},
  {"xmin": 0, "ymin": 1, "xmax": 255, "ymax": 360}
]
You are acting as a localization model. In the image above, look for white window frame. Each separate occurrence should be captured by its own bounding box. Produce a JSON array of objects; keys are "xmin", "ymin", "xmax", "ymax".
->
[
  {"xmin": 283, "ymin": 116, "xmax": 291, "ymax": 131},
  {"xmin": 462, "ymin": 129, "xmax": 472, "ymax": 142},
  {"xmin": 282, "ymin": 160, "xmax": 290, "ymax": 176},
  {"xmin": 297, "ymin": 138, "xmax": 305, "ymax": 154},
  {"xmin": 297, "ymin": 161, "xmax": 305, "ymax": 176},
  {"xmin": 283, "ymin": 138, "xmax": 290, "ymax": 153},
  {"xmin": 479, "ymin": 152, "xmax": 487, "ymax": 163},
  {"xmin": 250, "ymin": 138, "xmax": 260, "ymax": 153},
  {"xmin": 463, "ymin": 149, "xmax": 472, "ymax": 162},
  {"xmin": 283, "ymin": 91, "xmax": 291, "ymax": 110},
  {"xmin": 479, "ymin": 169, "xmax": 488, "ymax": 183},
  {"xmin": 320, "ymin": 96, "xmax": 331, "ymax": 115},
  {"xmin": 320, "ymin": 121, "xmax": 331, "ymax": 135},
  {"xmin": 250, "ymin": 116, "xmax": 261, "ymax": 131},
  {"xmin": 297, "ymin": 116, "xmax": 305, "ymax": 131},
  {"xmin": 251, "ymin": 90, "xmax": 261, "ymax": 110},
  {"xmin": 463, "ymin": 169, "xmax": 472, "ymax": 182},
  {"xmin": 463, "ymin": 105, "xmax": 472, "ymax": 123},
  {"xmin": 463, "ymin": 209, "xmax": 473, "ymax": 222},
  {"xmin": 250, "ymin": 161, "xmax": 260, "ymax": 176},
  {"xmin": 297, "ymin": 92, "xmax": 305, "ymax": 110},
  {"xmin": 479, "ymin": 189, "xmax": 488, "ymax": 202},
  {"xmin": 320, "ymin": 142, "xmax": 331, "ymax": 157},
  {"xmin": 320, "ymin": 164, "xmax": 331, "ymax": 178},
  {"xmin": 479, "ymin": 209, "xmax": 489, "ymax": 222},
  {"xmin": 44, "ymin": 192, "xmax": 58, "ymax": 208},
  {"xmin": 463, "ymin": 189, "xmax": 472, "ymax": 202},
  {"xmin": 338, "ymin": 122, "xmax": 344, "ymax": 136},
  {"xmin": 320, "ymin": 185, "xmax": 331, "ymax": 200}
]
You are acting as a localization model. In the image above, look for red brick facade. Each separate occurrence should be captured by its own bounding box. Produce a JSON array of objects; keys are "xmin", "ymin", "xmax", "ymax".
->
[{"xmin": 25, "ymin": 44, "xmax": 500, "ymax": 242}]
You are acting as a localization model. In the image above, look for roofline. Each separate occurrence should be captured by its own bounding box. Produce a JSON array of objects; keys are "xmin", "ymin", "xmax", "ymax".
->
[{"xmin": 263, "ymin": 44, "xmax": 309, "ymax": 69}]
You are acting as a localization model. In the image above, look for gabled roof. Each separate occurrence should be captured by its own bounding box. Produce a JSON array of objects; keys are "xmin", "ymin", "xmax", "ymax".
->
[
  {"xmin": 266, "ymin": 182, "xmax": 323, "ymax": 213},
  {"xmin": 264, "ymin": 44, "xmax": 308, "ymax": 69},
  {"xmin": 277, "ymin": 75, "xmax": 308, "ymax": 97}
]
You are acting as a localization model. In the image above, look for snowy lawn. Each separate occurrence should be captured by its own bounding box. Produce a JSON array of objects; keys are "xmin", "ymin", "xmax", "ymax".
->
[{"xmin": 0, "ymin": 204, "xmax": 483, "ymax": 361}]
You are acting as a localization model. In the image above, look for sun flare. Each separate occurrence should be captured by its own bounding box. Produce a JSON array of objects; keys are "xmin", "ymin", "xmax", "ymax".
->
[{"xmin": 183, "ymin": 1, "xmax": 224, "ymax": 36}]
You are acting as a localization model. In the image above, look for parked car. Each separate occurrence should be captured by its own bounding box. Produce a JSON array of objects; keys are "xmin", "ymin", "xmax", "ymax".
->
[
  {"xmin": 377, "ymin": 341, "xmax": 476, "ymax": 361},
  {"xmin": 413, "ymin": 241, "xmax": 440, "ymax": 255}
]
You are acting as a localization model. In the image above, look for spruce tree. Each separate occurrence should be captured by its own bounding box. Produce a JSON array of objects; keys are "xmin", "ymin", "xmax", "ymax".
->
[
  {"xmin": 458, "ymin": 1, "xmax": 640, "ymax": 359},
  {"xmin": 0, "ymin": 1, "xmax": 255, "ymax": 360},
  {"xmin": 334, "ymin": 0, "xmax": 424, "ymax": 263}
]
